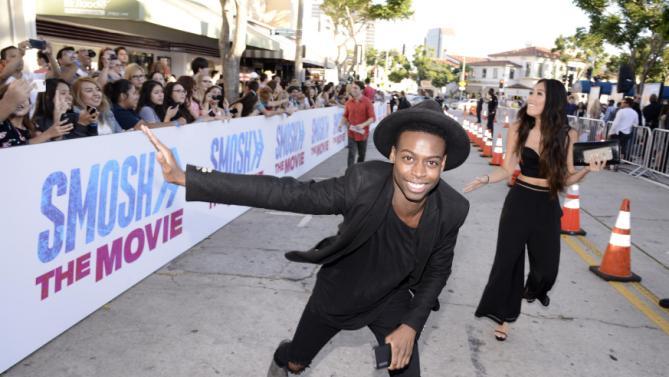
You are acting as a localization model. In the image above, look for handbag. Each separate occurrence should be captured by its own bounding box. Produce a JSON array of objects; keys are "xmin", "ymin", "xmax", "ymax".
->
[{"xmin": 573, "ymin": 140, "xmax": 621, "ymax": 166}]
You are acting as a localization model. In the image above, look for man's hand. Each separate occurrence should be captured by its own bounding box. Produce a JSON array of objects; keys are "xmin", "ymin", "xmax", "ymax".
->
[
  {"xmin": 385, "ymin": 324, "xmax": 416, "ymax": 371},
  {"xmin": 5, "ymin": 80, "xmax": 31, "ymax": 107},
  {"xmin": 141, "ymin": 125, "xmax": 186, "ymax": 186}
]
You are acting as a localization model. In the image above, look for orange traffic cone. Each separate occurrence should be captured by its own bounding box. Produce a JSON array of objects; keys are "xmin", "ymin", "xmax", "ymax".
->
[
  {"xmin": 507, "ymin": 165, "xmax": 520, "ymax": 187},
  {"xmin": 590, "ymin": 199, "xmax": 641, "ymax": 282},
  {"xmin": 560, "ymin": 184, "xmax": 586, "ymax": 236},
  {"xmin": 503, "ymin": 114, "xmax": 510, "ymax": 128},
  {"xmin": 476, "ymin": 126, "xmax": 484, "ymax": 150},
  {"xmin": 480, "ymin": 131, "xmax": 492, "ymax": 157},
  {"xmin": 489, "ymin": 134, "xmax": 504, "ymax": 165}
]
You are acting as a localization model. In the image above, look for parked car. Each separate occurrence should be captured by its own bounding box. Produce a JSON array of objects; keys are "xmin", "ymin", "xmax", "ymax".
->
[{"xmin": 453, "ymin": 99, "xmax": 478, "ymax": 115}]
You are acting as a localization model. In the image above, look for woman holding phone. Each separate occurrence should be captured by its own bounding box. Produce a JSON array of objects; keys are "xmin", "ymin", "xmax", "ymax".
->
[
  {"xmin": 31, "ymin": 78, "xmax": 81, "ymax": 140},
  {"xmin": 464, "ymin": 79, "xmax": 607, "ymax": 341},
  {"xmin": 137, "ymin": 80, "xmax": 180, "ymax": 124},
  {"xmin": 200, "ymin": 85, "xmax": 229, "ymax": 120},
  {"xmin": 72, "ymin": 77, "xmax": 122, "ymax": 135},
  {"xmin": 0, "ymin": 80, "xmax": 71, "ymax": 147}
]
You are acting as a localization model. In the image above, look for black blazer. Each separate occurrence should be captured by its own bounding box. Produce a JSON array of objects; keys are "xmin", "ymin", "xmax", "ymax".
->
[{"xmin": 185, "ymin": 160, "xmax": 469, "ymax": 331}]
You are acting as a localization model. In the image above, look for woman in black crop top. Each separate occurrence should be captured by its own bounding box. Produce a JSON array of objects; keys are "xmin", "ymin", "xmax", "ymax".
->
[{"xmin": 464, "ymin": 79, "xmax": 607, "ymax": 341}]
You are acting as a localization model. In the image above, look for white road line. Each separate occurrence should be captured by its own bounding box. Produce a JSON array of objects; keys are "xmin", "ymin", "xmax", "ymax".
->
[
  {"xmin": 297, "ymin": 215, "xmax": 312, "ymax": 227},
  {"xmin": 265, "ymin": 211, "xmax": 303, "ymax": 217}
]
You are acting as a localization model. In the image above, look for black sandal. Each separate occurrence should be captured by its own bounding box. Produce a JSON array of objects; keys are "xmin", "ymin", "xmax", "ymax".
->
[{"xmin": 494, "ymin": 329, "xmax": 507, "ymax": 341}]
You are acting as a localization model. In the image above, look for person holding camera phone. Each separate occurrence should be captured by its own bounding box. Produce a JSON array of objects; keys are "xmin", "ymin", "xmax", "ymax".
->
[
  {"xmin": 31, "ymin": 78, "xmax": 78, "ymax": 141},
  {"xmin": 72, "ymin": 77, "xmax": 123, "ymax": 136},
  {"xmin": 201, "ymin": 85, "xmax": 229, "ymax": 120},
  {"xmin": 108, "ymin": 79, "xmax": 185, "ymax": 131},
  {"xmin": 464, "ymin": 79, "xmax": 607, "ymax": 342},
  {"xmin": 55, "ymin": 47, "xmax": 81, "ymax": 85},
  {"xmin": 137, "ymin": 80, "xmax": 181, "ymax": 125},
  {"xmin": 1, "ymin": 38, "xmax": 58, "ymax": 95},
  {"xmin": 75, "ymin": 48, "xmax": 95, "ymax": 77},
  {"xmin": 140, "ymin": 99, "xmax": 470, "ymax": 377},
  {"xmin": 0, "ymin": 80, "xmax": 71, "ymax": 147}
]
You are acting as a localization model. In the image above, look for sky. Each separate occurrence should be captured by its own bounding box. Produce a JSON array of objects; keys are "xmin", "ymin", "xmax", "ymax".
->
[{"xmin": 374, "ymin": 0, "xmax": 593, "ymax": 58}]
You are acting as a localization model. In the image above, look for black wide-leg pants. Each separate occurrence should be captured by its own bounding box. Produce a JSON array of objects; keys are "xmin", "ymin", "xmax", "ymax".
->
[{"xmin": 475, "ymin": 180, "xmax": 562, "ymax": 324}]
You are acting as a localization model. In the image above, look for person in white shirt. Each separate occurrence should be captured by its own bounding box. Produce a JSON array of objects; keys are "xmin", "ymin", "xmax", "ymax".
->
[{"xmin": 608, "ymin": 97, "xmax": 637, "ymax": 159}]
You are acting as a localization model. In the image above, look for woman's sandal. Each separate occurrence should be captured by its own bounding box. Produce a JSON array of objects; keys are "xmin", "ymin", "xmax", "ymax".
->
[{"xmin": 494, "ymin": 329, "xmax": 507, "ymax": 341}]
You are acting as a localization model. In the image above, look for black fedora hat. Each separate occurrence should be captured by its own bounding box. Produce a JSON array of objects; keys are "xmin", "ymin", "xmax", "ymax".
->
[{"xmin": 373, "ymin": 99, "xmax": 470, "ymax": 171}]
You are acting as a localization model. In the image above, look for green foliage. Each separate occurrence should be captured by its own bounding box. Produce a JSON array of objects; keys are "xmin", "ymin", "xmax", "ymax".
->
[
  {"xmin": 572, "ymin": 0, "xmax": 668, "ymax": 84},
  {"xmin": 411, "ymin": 46, "xmax": 455, "ymax": 87},
  {"xmin": 388, "ymin": 68, "xmax": 410, "ymax": 83},
  {"xmin": 366, "ymin": 47, "xmax": 389, "ymax": 66},
  {"xmin": 321, "ymin": 0, "xmax": 413, "ymax": 29},
  {"xmin": 552, "ymin": 27, "xmax": 607, "ymax": 74}
]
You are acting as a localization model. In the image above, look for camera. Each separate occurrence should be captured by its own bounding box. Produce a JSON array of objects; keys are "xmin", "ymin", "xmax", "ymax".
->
[
  {"xmin": 60, "ymin": 112, "xmax": 79, "ymax": 125},
  {"xmin": 28, "ymin": 39, "xmax": 47, "ymax": 50},
  {"xmin": 87, "ymin": 49, "xmax": 96, "ymax": 58}
]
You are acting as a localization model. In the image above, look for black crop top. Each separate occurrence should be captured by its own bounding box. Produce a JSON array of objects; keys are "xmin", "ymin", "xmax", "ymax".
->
[{"xmin": 519, "ymin": 146, "xmax": 545, "ymax": 178}]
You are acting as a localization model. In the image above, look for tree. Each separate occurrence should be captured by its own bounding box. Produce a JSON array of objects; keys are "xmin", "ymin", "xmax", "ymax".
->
[
  {"xmin": 572, "ymin": 0, "xmax": 669, "ymax": 91},
  {"xmin": 387, "ymin": 49, "xmax": 411, "ymax": 83},
  {"xmin": 320, "ymin": 0, "xmax": 413, "ymax": 80},
  {"xmin": 412, "ymin": 45, "xmax": 455, "ymax": 88},
  {"xmin": 294, "ymin": 0, "xmax": 305, "ymax": 81},
  {"xmin": 219, "ymin": 0, "xmax": 247, "ymax": 103},
  {"xmin": 552, "ymin": 27, "xmax": 607, "ymax": 78}
]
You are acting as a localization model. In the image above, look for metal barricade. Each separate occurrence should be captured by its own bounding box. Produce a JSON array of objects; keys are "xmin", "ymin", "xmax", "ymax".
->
[
  {"xmin": 621, "ymin": 126, "xmax": 653, "ymax": 176},
  {"xmin": 567, "ymin": 115, "xmax": 578, "ymax": 129},
  {"xmin": 573, "ymin": 117, "xmax": 607, "ymax": 142},
  {"xmin": 646, "ymin": 129, "xmax": 669, "ymax": 178}
]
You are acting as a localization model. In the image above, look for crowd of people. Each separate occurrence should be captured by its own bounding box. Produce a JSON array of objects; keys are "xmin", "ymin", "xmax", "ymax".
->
[
  {"xmin": 0, "ymin": 38, "xmax": 383, "ymax": 149},
  {"xmin": 565, "ymin": 93, "xmax": 669, "ymax": 130}
]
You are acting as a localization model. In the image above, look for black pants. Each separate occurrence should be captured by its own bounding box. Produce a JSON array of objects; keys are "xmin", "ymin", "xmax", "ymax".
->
[
  {"xmin": 486, "ymin": 110, "xmax": 496, "ymax": 134},
  {"xmin": 347, "ymin": 137, "xmax": 368, "ymax": 167},
  {"xmin": 475, "ymin": 180, "xmax": 562, "ymax": 324},
  {"xmin": 274, "ymin": 290, "xmax": 421, "ymax": 376},
  {"xmin": 610, "ymin": 132, "xmax": 631, "ymax": 159}
]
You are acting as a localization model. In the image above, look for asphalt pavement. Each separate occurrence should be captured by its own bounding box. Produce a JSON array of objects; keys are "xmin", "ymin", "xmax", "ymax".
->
[{"xmin": 4, "ymin": 115, "xmax": 669, "ymax": 377}]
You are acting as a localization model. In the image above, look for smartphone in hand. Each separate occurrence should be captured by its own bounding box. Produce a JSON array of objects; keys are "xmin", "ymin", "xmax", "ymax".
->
[
  {"xmin": 28, "ymin": 39, "xmax": 47, "ymax": 50},
  {"xmin": 373, "ymin": 343, "xmax": 391, "ymax": 369},
  {"xmin": 60, "ymin": 112, "xmax": 79, "ymax": 125}
]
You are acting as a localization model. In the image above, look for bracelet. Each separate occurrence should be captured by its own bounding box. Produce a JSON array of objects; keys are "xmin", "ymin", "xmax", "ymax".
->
[{"xmin": 482, "ymin": 175, "xmax": 490, "ymax": 184}]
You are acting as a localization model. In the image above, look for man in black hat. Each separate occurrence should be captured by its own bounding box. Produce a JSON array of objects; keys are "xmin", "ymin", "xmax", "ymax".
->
[{"xmin": 141, "ymin": 99, "xmax": 470, "ymax": 376}]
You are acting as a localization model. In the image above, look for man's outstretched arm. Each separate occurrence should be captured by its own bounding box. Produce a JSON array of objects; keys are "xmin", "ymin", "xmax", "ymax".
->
[{"xmin": 142, "ymin": 125, "xmax": 348, "ymax": 215}]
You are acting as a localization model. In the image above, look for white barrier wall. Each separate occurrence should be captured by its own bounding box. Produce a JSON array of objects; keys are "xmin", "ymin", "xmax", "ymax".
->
[{"xmin": 0, "ymin": 103, "xmax": 386, "ymax": 372}]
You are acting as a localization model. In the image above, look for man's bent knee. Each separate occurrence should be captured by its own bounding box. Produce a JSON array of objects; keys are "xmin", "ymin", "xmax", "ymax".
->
[{"xmin": 287, "ymin": 362, "xmax": 306, "ymax": 374}]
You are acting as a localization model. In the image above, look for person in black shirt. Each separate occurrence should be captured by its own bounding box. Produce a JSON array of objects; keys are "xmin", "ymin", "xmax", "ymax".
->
[
  {"xmin": 486, "ymin": 88, "xmax": 498, "ymax": 135},
  {"xmin": 476, "ymin": 95, "xmax": 483, "ymax": 124},
  {"xmin": 642, "ymin": 94, "xmax": 662, "ymax": 129},
  {"xmin": 141, "ymin": 99, "xmax": 470, "ymax": 376}
]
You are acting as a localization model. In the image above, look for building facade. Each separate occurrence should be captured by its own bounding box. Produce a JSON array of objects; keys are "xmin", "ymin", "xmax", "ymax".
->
[
  {"xmin": 424, "ymin": 27, "xmax": 455, "ymax": 59},
  {"xmin": 465, "ymin": 46, "xmax": 587, "ymax": 99}
]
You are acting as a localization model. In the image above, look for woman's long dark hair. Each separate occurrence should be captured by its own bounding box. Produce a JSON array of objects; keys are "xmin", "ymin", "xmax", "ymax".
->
[
  {"xmin": 514, "ymin": 79, "xmax": 570, "ymax": 197},
  {"xmin": 164, "ymin": 82, "xmax": 195, "ymax": 123},
  {"xmin": 137, "ymin": 80, "xmax": 166, "ymax": 120},
  {"xmin": 33, "ymin": 78, "xmax": 69, "ymax": 120},
  {"xmin": 104, "ymin": 79, "xmax": 133, "ymax": 105}
]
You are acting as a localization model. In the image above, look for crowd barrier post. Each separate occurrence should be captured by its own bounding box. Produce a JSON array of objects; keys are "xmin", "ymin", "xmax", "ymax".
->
[
  {"xmin": 645, "ymin": 129, "xmax": 669, "ymax": 178},
  {"xmin": 622, "ymin": 126, "xmax": 653, "ymax": 177}
]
